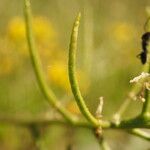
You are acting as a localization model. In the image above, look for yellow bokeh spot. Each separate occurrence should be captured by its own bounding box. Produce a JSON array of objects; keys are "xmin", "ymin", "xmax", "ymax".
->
[
  {"xmin": 6, "ymin": 16, "xmax": 58, "ymax": 58},
  {"xmin": 7, "ymin": 17, "xmax": 25, "ymax": 42},
  {"xmin": 112, "ymin": 22, "xmax": 135, "ymax": 42},
  {"xmin": 66, "ymin": 101, "xmax": 80, "ymax": 115},
  {"xmin": 7, "ymin": 16, "xmax": 57, "ymax": 42},
  {"xmin": 47, "ymin": 61, "xmax": 90, "ymax": 93},
  {"xmin": 47, "ymin": 61, "xmax": 70, "ymax": 92},
  {"xmin": 33, "ymin": 17, "xmax": 57, "ymax": 42}
]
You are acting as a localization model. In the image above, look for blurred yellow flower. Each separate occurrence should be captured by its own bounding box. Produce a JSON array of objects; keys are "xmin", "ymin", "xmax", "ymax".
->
[
  {"xmin": 47, "ymin": 61, "xmax": 69, "ymax": 92},
  {"xmin": 47, "ymin": 60, "xmax": 90, "ymax": 93},
  {"xmin": 7, "ymin": 17, "xmax": 25, "ymax": 42},
  {"xmin": 7, "ymin": 16, "xmax": 57, "ymax": 43},
  {"xmin": 112, "ymin": 22, "xmax": 135, "ymax": 42},
  {"xmin": 66, "ymin": 101, "xmax": 80, "ymax": 115},
  {"xmin": 33, "ymin": 17, "xmax": 57, "ymax": 42},
  {"xmin": 6, "ymin": 16, "xmax": 58, "ymax": 59}
]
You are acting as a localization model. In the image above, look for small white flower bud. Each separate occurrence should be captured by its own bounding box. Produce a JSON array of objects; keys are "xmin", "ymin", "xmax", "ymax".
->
[
  {"xmin": 95, "ymin": 97, "xmax": 104, "ymax": 119},
  {"xmin": 130, "ymin": 72, "xmax": 150, "ymax": 83},
  {"xmin": 139, "ymin": 96, "xmax": 146, "ymax": 102}
]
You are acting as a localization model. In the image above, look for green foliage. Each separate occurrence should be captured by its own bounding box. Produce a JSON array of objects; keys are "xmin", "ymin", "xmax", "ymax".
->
[{"xmin": 0, "ymin": 0, "xmax": 150, "ymax": 149}]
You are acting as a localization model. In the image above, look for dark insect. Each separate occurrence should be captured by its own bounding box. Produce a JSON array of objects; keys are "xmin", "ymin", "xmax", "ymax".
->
[
  {"xmin": 138, "ymin": 32, "xmax": 150, "ymax": 64},
  {"xmin": 138, "ymin": 51, "xmax": 147, "ymax": 64}
]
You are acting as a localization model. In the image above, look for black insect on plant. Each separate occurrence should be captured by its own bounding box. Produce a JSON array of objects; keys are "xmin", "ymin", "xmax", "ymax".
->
[{"xmin": 138, "ymin": 32, "xmax": 150, "ymax": 64}]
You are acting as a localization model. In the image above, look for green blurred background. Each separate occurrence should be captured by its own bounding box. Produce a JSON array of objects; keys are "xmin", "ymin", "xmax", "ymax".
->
[{"xmin": 0, "ymin": 0, "xmax": 150, "ymax": 149}]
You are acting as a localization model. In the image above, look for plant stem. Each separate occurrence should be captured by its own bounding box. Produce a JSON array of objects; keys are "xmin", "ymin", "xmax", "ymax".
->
[
  {"xmin": 29, "ymin": 125, "xmax": 41, "ymax": 150},
  {"xmin": 112, "ymin": 116, "xmax": 150, "ymax": 129},
  {"xmin": 98, "ymin": 137, "xmax": 111, "ymax": 150},
  {"xmin": 0, "ymin": 114, "xmax": 94, "ymax": 128},
  {"xmin": 68, "ymin": 13, "xmax": 99, "ymax": 126},
  {"xmin": 24, "ymin": 0, "xmax": 76, "ymax": 123},
  {"xmin": 141, "ymin": 17, "xmax": 150, "ymax": 117},
  {"xmin": 0, "ymin": 114, "xmax": 150, "ymax": 129},
  {"xmin": 141, "ymin": 87, "xmax": 150, "ymax": 117},
  {"xmin": 141, "ymin": 64, "xmax": 150, "ymax": 117},
  {"xmin": 128, "ymin": 129, "xmax": 150, "ymax": 141},
  {"xmin": 113, "ymin": 77, "xmax": 144, "ymax": 122}
]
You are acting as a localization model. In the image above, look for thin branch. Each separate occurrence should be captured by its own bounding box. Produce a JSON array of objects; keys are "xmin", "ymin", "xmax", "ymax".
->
[
  {"xmin": 0, "ymin": 114, "xmax": 149, "ymax": 129},
  {"xmin": 113, "ymin": 77, "xmax": 144, "ymax": 122},
  {"xmin": 112, "ymin": 115, "xmax": 150, "ymax": 129},
  {"xmin": 24, "ymin": 0, "xmax": 76, "ymax": 123},
  {"xmin": 0, "ymin": 114, "xmax": 66, "ymax": 126},
  {"xmin": 0, "ymin": 115, "xmax": 93, "ymax": 128},
  {"xmin": 141, "ymin": 87, "xmax": 150, "ymax": 117},
  {"xmin": 141, "ymin": 17, "xmax": 150, "ymax": 117},
  {"xmin": 128, "ymin": 129, "xmax": 150, "ymax": 141},
  {"xmin": 98, "ymin": 137, "xmax": 111, "ymax": 150},
  {"xmin": 113, "ymin": 97, "xmax": 131, "ymax": 122},
  {"xmin": 141, "ymin": 62, "xmax": 150, "ymax": 117},
  {"xmin": 68, "ymin": 13, "xmax": 99, "ymax": 126}
]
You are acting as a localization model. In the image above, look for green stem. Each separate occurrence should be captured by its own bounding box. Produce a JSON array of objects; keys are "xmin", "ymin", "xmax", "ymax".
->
[
  {"xmin": 29, "ymin": 125, "xmax": 41, "ymax": 150},
  {"xmin": 98, "ymin": 137, "xmax": 111, "ymax": 150},
  {"xmin": 113, "ymin": 74, "xmax": 145, "ymax": 122},
  {"xmin": 68, "ymin": 13, "xmax": 99, "ymax": 126},
  {"xmin": 0, "ymin": 114, "xmax": 150, "ymax": 129},
  {"xmin": 113, "ymin": 98, "xmax": 131, "ymax": 122},
  {"xmin": 141, "ymin": 17, "xmax": 150, "ymax": 117},
  {"xmin": 141, "ymin": 54, "xmax": 150, "ymax": 117},
  {"xmin": 141, "ymin": 88, "xmax": 150, "ymax": 117},
  {"xmin": 24, "ymin": 0, "xmax": 76, "ymax": 123},
  {"xmin": 0, "ymin": 114, "xmax": 92, "ymax": 128},
  {"xmin": 112, "ymin": 115, "xmax": 150, "ymax": 129},
  {"xmin": 128, "ymin": 129, "xmax": 150, "ymax": 141}
]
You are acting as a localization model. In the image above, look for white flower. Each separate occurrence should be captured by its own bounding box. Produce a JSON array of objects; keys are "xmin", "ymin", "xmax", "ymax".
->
[{"xmin": 130, "ymin": 72, "xmax": 150, "ymax": 83}]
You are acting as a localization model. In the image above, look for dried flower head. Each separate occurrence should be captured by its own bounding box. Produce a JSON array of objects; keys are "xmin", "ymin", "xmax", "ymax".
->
[
  {"xmin": 130, "ymin": 72, "xmax": 150, "ymax": 83},
  {"xmin": 130, "ymin": 72, "xmax": 150, "ymax": 103}
]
